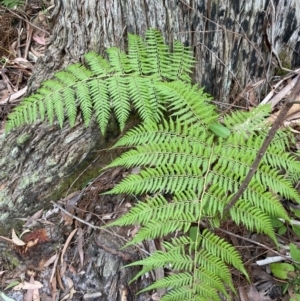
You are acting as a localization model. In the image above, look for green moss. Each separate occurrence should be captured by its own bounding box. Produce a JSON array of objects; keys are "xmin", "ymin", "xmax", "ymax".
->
[
  {"xmin": 49, "ymin": 144, "xmax": 124, "ymax": 201},
  {"xmin": 50, "ymin": 159, "xmax": 103, "ymax": 200},
  {"xmin": 49, "ymin": 115, "xmax": 139, "ymax": 201},
  {"xmin": 16, "ymin": 133, "xmax": 31, "ymax": 145}
]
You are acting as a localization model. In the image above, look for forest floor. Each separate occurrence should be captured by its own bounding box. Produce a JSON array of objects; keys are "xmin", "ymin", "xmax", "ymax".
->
[{"xmin": 1, "ymin": 2, "xmax": 300, "ymax": 301}]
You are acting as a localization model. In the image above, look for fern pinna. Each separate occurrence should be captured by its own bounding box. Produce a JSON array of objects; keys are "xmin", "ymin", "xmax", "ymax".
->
[{"xmin": 6, "ymin": 29, "xmax": 300, "ymax": 300}]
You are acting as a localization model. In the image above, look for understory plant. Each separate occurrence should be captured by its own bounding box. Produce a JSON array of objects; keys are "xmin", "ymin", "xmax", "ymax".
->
[{"xmin": 6, "ymin": 29, "xmax": 300, "ymax": 300}]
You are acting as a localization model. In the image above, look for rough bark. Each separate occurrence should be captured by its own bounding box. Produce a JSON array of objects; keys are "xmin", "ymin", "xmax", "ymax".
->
[
  {"xmin": 28, "ymin": 0, "xmax": 300, "ymax": 100},
  {"xmin": 0, "ymin": 1, "xmax": 299, "ymax": 299}
]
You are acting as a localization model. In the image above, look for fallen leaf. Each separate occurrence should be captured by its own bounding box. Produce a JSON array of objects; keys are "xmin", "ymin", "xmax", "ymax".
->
[
  {"xmin": 11, "ymin": 229, "xmax": 26, "ymax": 246},
  {"xmin": 43, "ymin": 254, "xmax": 57, "ymax": 267},
  {"xmin": 32, "ymin": 34, "xmax": 47, "ymax": 45},
  {"xmin": 22, "ymin": 281, "xmax": 43, "ymax": 290},
  {"xmin": 61, "ymin": 228, "xmax": 78, "ymax": 265},
  {"xmin": 23, "ymin": 209, "xmax": 44, "ymax": 227},
  {"xmin": 77, "ymin": 228, "xmax": 84, "ymax": 268}
]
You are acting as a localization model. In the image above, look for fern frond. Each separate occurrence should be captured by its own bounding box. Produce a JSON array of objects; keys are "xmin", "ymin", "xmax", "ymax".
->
[
  {"xmin": 128, "ymin": 33, "xmax": 150, "ymax": 75},
  {"xmin": 7, "ymin": 29, "xmax": 300, "ymax": 301},
  {"xmin": 230, "ymin": 200, "xmax": 276, "ymax": 242},
  {"xmin": 128, "ymin": 77, "xmax": 158, "ymax": 124},
  {"xmin": 107, "ymin": 47, "xmax": 132, "ymax": 74},
  {"xmin": 129, "ymin": 220, "xmax": 191, "ymax": 245},
  {"xmin": 170, "ymin": 40, "xmax": 195, "ymax": 82},
  {"xmin": 6, "ymin": 29, "xmax": 197, "ymax": 133},
  {"xmin": 200, "ymin": 229, "xmax": 246, "ymax": 273},
  {"xmin": 112, "ymin": 119, "xmax": 207, "ymax": 148},
  {"xmin": 127, "ymin": 232, "xmax": 245, "ymax": 300},
  {"xmin": 108, "ymin": 76, "xmax": 130, "ymax": 130},
  {"xmin": 108, "ymin": 164, "xmax": 208, "ymax": 195},
  {"xmin": 65, "ymin": 63, "xmax": 93, "ymax": 80},
  {"xmin": 62, "ymin": 88, "xmax": 76, "ymax": 127},
  {"xmin": 84, "ymin": 51, "xmax": 110, "ymax": 75},
  {"xmin": 145, "ymin": 29, "xmax": 170, "ymax": 79},
  {"xmin": 76, "ymin": 82, "xmax": 93, "ymax": 127},
  {"xmin": 156, "ymin": 81, "xmax": 218, "ymax": 126},
  {"xmin": 88, "ymin": 79, "xmax": 110, "ymax": 134},
  {"xmin": 105, "ymin": 97, "xmax": 300, "ymax": 299},
  {"xmin": 223, "ymin": 104, "xmax": 270, "ymax": 136}
]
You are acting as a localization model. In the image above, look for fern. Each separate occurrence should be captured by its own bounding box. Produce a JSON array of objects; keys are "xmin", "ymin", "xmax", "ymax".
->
[
  {"xmin": 105, "ymin": 105, "xmax": 300, "ymax": 300},
  {"xmin": 5, "ymin": 29, "xmax": 196, "ymax": 134},
  {"xmin": 7, "ymin": 29, "xmax": 300, "ymax": 300}
]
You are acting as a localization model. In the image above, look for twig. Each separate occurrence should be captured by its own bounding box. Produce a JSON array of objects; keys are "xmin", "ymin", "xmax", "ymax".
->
[
  {"xmin": 223, "ymin": 75, "xmax": 300, "ymax": 215},
  {"xmin": 3, "ymin": 7, "xmax": 50, "ymax": 35},
  {"xmin": 217, "ymin": 228, "xmax": 292, "ymax": 261}
]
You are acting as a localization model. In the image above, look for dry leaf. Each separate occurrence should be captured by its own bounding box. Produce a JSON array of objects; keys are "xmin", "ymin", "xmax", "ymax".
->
[
  {"xmin": 66, "ymin": 277, "xmax": 74, "ymax": 289},
  {"xmin": 12, "ymin": 283, "xmax": 23, "ymax": 290},
  {"xmin": 61, "ymin": 228, "xmax": 78, "ymax": 265},
  {"xmin": 23, "ymin": 209, "xmax": 44, "ymax": 227},
  {"xmin": 68, "ymin": 265, "xmax": 77, "ymax": 275},
  {"xmin": 0, "ymin": 236, "xmax": 15, "ymax": 244},
  {"xmin": 32, "ymin": 34, "xmax": 47, "ymax": 45},
  {"xmin": 11, "ymin": 229, "xmax": 26, "ymax": 246},
  {"xmin": 248, "ymin": 284, "xmax": 265, "ymax": 301},
  {"xmin": 77, "ymin": 228, "xmax": 84, "ymax": 268},
  {"xmin": 238, "ymin": 286, "xmax": 249, "ymax": 301},
  {"xmin": 24, "ymin": 275, "xmax": 41, "ymax": 301},
  {"xmin": 50, "ymin": 276, "xmax": 57, "ymax": 301},
  {"xmin": 151, "ymin": 292, "xmax": 160, "ymax": 301},
  {"xmin": 43, "ymin": 254, "xmax": 58, "ymax": 267},
  {"xmin": 22, "ymin": 281, "xmax": 43, "ymax": 290}
]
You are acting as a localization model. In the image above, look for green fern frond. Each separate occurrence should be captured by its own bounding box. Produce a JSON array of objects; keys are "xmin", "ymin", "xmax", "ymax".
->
[
  {"xmin": 156, "ymin": 81, "xmax": 218, "ymax": 126},
  {"xmin": 129, "ymin": 220, "xmax": 192, "ymax": 245},
  {"xmin": 107, "ymin": 47, "xmax": 132, "ymax": 74},
  {"xmin": 84, "ymin": 51, "xmax": 110, "ymax": 75},
  {"xmin": 128, "ymin": 33, "xmax": 150, "ymax": 75},
  {"xmin": 127, "ymin": 232, "xmax": 246, "ymax": 300},
  {"xmin": 128, "ymin": 77, "xmax": 160, "ymax": 123},
  {"xmin": 230, "ymin": 200, "xmax": 277, "ymax": 242},
  {"xmin": 76, "ymin": 82, "xmax": 93, "ymax": 127},
  {"xmin": 6, "ymin": 29, "xmax": 196, "ymax": 133},
  {"xmin": 200, "ymin": 229, "xmax": 246, "ymax": 274},
  {"xmin": 145, "ymin": 29, "xmax": 170, "ymax": 79},
  {"xmin": 88, "ymin": 79, "xmax": 109, "ymax": 134},
  {"xmin": 112, "ymin": 119, "xmax": 208, "ymax": 148},
  {"xmin": 108, "ymin": 76, "xmax": 130, "ymax": 130},
  {"xmin": 223, "ymin": 104, "xmax": 270, "ymax": 136},
  {"xmin": 7, "ymin": 29, "xmax": 300, "ymax": 300},
  {"xmin": 62, "ymin": 88, "xmax": 77, "ymax": 127},
  {"xmin": 106, "ymin": 105, "xmax": 300, "ymax": 299},
  {"xmin": 170, "ymin": 40, "xmax": 195, "ymax": 82}
]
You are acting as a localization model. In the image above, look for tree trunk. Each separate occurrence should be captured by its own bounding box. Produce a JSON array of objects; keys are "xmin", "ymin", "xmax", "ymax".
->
[{"xmin": 0, "ymin": 0, "xmax": 299, "ymax": 299}]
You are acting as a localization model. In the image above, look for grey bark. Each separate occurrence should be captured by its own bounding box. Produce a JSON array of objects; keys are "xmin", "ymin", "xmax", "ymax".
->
[
  {"xmin": 0, "ymin": 0, "xmax": 299, "ymax": 299},
  {"xmin": 28, "ymin": 0, "xmax": 300, "ymax": 100}
]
